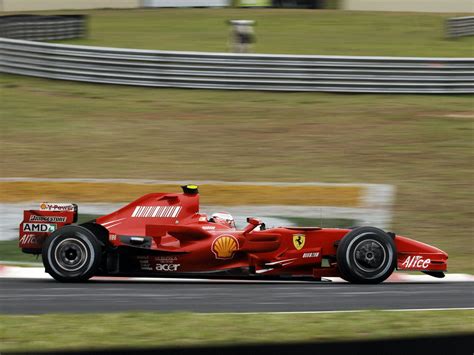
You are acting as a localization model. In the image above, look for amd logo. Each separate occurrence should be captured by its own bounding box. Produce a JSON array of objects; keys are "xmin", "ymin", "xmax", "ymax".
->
[{"xmin": 23, "ymin": 223, "xmax": 56, "ymax": 233}]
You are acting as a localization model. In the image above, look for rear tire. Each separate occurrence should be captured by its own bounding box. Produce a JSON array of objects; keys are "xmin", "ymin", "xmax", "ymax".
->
[
  {"xmin": 42, "ymin": 225, "xmax": 103, "ymax": 282},
  {"xmin": 337, "ymin": 226, "xmax": 396, "ymax": 284}
]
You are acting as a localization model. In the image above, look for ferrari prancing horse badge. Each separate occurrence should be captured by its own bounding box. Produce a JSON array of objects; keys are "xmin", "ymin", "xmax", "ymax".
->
[{"xmin": 293, "ymin": 234, "xmax": 305, "ymax": 250}]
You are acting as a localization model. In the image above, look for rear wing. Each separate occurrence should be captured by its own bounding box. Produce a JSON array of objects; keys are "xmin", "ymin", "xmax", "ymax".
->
[{"xmin": 19, "ymin": 203, "xmax": 77, "ymax": 254}]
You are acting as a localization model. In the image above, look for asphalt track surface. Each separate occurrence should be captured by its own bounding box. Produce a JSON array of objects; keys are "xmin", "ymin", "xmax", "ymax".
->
[{"xmin": 1, "ymin": 278, "xmax": 473, "ymax": 314}]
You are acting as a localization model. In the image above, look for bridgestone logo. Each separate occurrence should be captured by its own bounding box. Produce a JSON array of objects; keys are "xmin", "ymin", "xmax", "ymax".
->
[{"xmin": 29, "ymin": 215, "xmax": 67, "ymax": 223}]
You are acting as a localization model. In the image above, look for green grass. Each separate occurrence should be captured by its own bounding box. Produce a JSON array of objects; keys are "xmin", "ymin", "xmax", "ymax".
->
[
  {"xmin": 1, "ymin": 74, "xmax": 473, "ymax": 273},
  {"xmin": 1, "ymin": 310, "xmax": 472, "ymax": 352},
  {"xmin": 8, "ymin": 9, "xmax": 474, "ymax": 57},
  {"xmin": 0, "ymin": 239, "xmax": 40, "ymax": 263}
]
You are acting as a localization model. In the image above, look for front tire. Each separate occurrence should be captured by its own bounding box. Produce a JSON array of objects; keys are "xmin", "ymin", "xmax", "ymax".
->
[
  {"xmin": 337, "ymin": 226, "xmax": 396, "ymax": 284},
  {"xmin": 42, "ymin": 225, "xmax": 103, "ymax": 282}
]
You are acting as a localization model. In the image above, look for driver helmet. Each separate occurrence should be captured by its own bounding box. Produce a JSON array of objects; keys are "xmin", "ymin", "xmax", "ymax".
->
[{"xmin": 211, "ymin": 212, "xmax": 235, "ymax": 229}]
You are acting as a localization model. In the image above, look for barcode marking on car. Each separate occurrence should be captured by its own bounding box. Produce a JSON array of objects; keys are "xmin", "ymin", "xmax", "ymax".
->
[{"xmin": 131, "ymin": 206, "xmax": 181, "ymax": 218}]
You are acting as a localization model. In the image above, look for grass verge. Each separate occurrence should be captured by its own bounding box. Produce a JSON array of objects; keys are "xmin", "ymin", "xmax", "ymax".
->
[
  {"xmin": 0, "ymin": 239, "xmax": 41, "ymax": 263},
  {"xmin": 0, "ymin": 310, "xmax": 472, "ymax": 352},
  {"xmin": 12, "ymin": 9, "xmax": 474, "ymax": 57}
]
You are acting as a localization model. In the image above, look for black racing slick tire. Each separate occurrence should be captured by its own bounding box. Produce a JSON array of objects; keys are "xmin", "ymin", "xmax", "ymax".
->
[
  {"xmin": 42, "ymin": 225, "xmax": 103, "ymax": 282},
  {"xmin": 336, "ymin": 226, "xmax": 396, "ymax": 284}
]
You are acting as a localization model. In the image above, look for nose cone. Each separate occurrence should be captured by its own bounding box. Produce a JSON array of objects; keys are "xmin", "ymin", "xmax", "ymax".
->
[
  {"xmin": 395, "ymin": 235, "xmax": 448, "ymax": 271},
  {"xmin": 395, "ymin": 235, "xmax": 447, "ymax": 256}
]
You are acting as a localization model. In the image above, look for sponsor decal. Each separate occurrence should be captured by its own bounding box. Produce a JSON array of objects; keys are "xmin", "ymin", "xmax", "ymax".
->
[
  {"xmin": 292, "ymin": 234, "xmax": 305, "ymax": 250},
  {"xmin": 23, "ymin": 223, "xmax": 56, "ymax": 233},
  {"xmin": 154, "ymin": 256, "xmax": 178, "ymax": 262},
  {"xmin": 40, "ymin": 203, "xmax": 75, "ymax": 211},
  {"xmin": 202, "ymin": 226, "xmax": 216, "ymax": 230},
  {"xmin": 137, "ymin": 255, "xmax": 152, "ymax": 271},
  {"xmin": 131, "ymin": 205, "xmax": 181, "ymax": 218},
  {"xmin": 401, "ymin": 255, "xmax": 431, "ymax": 269},
  {"xmin": 29, "ymin": 215, "xmax": 67, "ymax": 223},
  {"xmin": 19, "ymin": 234, "xmax": 42, "ymax": 245},
  {"xmin": 199, "ymin": 216, "xmax": 207, "ymax": 222},
  {"xmin": 212, "ymin": 235, "xmax": 239, "ymax": 260},
  {"xmin": 109, "ymin": 234, "xmax": 117, "ymax": 241},
  {"xmin": 156, "ymin": 263, "xmax": 180, "ymax": 272},
  {"xmin": 136, "ymin": 256, "xmax": 181, "ymax": 272},
  {"xmin": 303, "ymin": 252, "xmax": 319, "ymax": 258}
]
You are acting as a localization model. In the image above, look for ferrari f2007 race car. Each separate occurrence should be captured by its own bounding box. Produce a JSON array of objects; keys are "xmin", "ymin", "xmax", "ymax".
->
[{"xmin": 19, "ymin": 185, "xmax": 448, "ymax": 283}]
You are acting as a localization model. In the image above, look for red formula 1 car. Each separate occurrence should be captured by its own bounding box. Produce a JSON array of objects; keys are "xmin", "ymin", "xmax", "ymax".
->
[{"xmin": 19, "ymin": 185, "xmax": 448, "ymax": 283}]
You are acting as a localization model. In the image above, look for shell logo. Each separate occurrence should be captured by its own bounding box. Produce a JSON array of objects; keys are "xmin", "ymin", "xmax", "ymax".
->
[
  {"xmin": 40, "ymin": 203, "xmax": 47, "ymax": 210},
  {"xmin": 211, "ymin": 235, "xmax": 239, "ymax": 260}
]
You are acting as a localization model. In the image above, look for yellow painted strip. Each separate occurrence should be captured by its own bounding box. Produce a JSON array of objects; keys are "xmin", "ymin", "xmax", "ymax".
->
[{"xmin": 0, "ymin": 182, "xmax": 363, "ymax": 207}]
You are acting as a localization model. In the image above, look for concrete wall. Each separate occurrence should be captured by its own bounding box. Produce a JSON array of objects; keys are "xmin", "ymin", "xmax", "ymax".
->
[
  {"xmin": 0, "ymin": 0, "xmax": 140, "ymax": 12},
  {"xmin": 341, "ymin": 0, "xmax": 473, "ymax": 13}
]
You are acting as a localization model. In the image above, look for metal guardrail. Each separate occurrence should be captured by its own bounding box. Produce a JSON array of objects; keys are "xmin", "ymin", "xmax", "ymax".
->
[
  {"xmin": 0, "ymin": 15, "xmax": 86, "ymax": 41},
  {"xmin": 446, "ymin": 16, "xmax": 474, "ymax": 38},
  {"xmin": 0, "ymin": 38, "xmax": 473, "ymax": 93}
]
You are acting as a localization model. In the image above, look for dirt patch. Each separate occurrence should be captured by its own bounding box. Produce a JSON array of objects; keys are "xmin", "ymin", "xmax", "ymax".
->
[{"xmin": 0, "ymin": 182, "xmax": 363, "ymax": 207}]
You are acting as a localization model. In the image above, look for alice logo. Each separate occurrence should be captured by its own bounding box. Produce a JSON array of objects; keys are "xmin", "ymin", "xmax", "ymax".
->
[{"xmin": 212, "ymin": 235, "xmax": 239, "ymax": 259}]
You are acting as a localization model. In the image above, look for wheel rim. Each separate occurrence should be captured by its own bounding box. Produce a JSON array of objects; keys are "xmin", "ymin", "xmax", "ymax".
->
[
  {"xmin": 353, "ymin": 238, "xmax": 386, "ymax": 273},
  {"xmin": 54, "ymin": 238, "xmax": 89, "ymax": 272}
]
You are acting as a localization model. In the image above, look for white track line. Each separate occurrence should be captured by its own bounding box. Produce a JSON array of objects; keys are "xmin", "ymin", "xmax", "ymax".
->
[
  {"xmin": 202, "ymin": 308, "xmax": 474, "ymax": 315},
  {"xmin": 385, "ymin": 307, "xmax": 474, "ymax": 312},
  {"xmin": 1, "ymin": 266, "xmax": 473, "ymax": 283}
]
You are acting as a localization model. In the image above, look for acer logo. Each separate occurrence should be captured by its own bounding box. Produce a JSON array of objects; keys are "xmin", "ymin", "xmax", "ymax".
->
[
  {"xmin": 155, "ymin": 264, "xmax": 180, "ymax": 272},
  {"xmin": 401, "ymin": 255, "xmax": 431, "ymax": 269}
]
